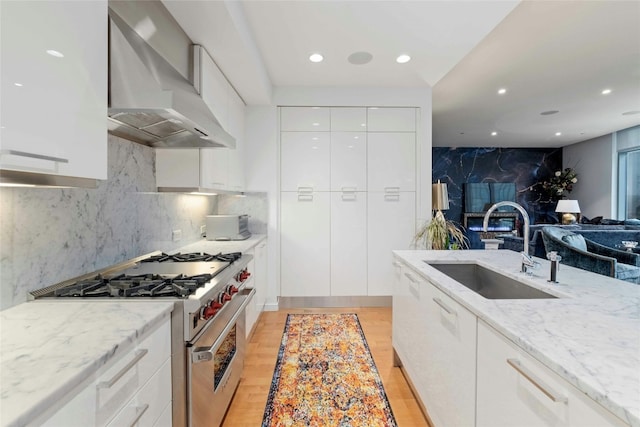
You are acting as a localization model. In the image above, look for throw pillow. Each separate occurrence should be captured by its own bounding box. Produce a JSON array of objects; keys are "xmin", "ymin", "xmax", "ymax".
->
[{"xmin": 562, "ymin": 234, "xmax": 587, "ymax": 252}]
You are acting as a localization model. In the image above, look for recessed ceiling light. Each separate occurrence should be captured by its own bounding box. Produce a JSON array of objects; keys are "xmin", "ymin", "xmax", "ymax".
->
[
  {"xmin": 46, "ymin": 49, "xmax": 64, "ymax": 58},
  {"xmin": 14, "ymin": 82, "xmax": 23, "ymax": 87},
  {"xmin": 555, "ymin": 132, "xmax": 562, "ymax": 136},
  {"xmin": 309, "ymin": 53, "xmax": 323, "ymax": 63},
  {"xmin": 540, "ymin": 110, "xmax": 559, "ymax": 116},
  {"xmin": 497, "ymin": 88, "xmax": 507, "ymax": 95},
  {"xmin": 396, "ymin": 54, "xmax": 411, "ymax": 64},
  {"xmin": 601, "ymin": 89, "xmax": 612, "ymax": 95},
  {"xmin": 491, "ymin": 131, "xmax": 497, "ymax": 136},
  {"xmin": 312, "ymin": 137, "xmax": 319, "ymax": 141},
  {"xmin": 348, "ymin": 51, "xmax": 373, "ymax": 65},
  {"xmin": 353, "ymin": 136, "xmax": 359, "ymax": 139},
  {"xmin": 622, "ymin": 110, "xmax": 640, "ymax": 116},
  {"xmin": 312, "ymin": 122, "xmax": 320, "ymax": 126}
]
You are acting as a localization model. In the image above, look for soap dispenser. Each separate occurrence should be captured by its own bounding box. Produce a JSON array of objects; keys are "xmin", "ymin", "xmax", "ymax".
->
[{"xmin": 546, "ymin": 251, "xmax": 561, "ymax": 283}]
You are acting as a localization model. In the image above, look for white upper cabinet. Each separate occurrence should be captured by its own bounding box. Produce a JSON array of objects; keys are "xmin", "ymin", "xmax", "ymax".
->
[
  {"xmin": 0, "ymin": 0, "xmax": 107, "ymax": 181},
  {"xmin": 200, "ymin": 148, "xmax": 228, "ymax": 190},
  {"xmin": 330, "ymin": 132, "xmax": 367, "ymax": 191},
  {"xmin": 367, "ymin": 107, "xmax": 416, "ymax": 132},
  {"xmin": 226, "ymin": 89, "xmax": 245, "ymax": 191},
  {"xmin": 156, "ymin": 148, "xmax": 228, "ymax": 191},
  {"xmin": 281, "ymin": 132, "xmax": 330, "ymax": 191},
  {"xmin": 281, "ymin": 107, "xmax": 330, "ymax": 131},
  {"xmin": 367, "ymin": 132, "xmax": 416, "ymax": 192},
  {"xmin": 330, "ymin": 107, "xmax": 367, "ymax": 131},
  {"xmin": 194, "ymin": 45, "xmax": 229, "ymax": 132}
]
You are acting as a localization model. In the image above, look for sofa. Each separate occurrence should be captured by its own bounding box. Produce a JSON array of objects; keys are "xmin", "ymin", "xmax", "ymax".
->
[
  {"xmin": 501, "ymin": 222, "xmax": 640, "ymax": 258},
  {"xmin": 540, "ymin": 227, "xmax": 640, "ymax": 283}
]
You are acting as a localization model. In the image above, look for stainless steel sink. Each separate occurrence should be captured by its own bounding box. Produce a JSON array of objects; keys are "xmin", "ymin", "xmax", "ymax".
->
[{"xmin": 426, "ymin": 262, "xmax": 557, "ymax": 299}]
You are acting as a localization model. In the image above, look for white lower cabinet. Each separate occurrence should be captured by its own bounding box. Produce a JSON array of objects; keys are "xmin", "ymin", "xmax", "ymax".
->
[
  {"xmin": 331, "ymin": 192, "xmax": 367, "ymax": 296},
  {"xmin": 280, "ymin": 191, "xmax": 330, "ymax": 296},
  {"xmin": 393, "ymin": 262, "xmax": 476, "ymax": 427},
  {"xmin": 245, "ymin": 239, "xmax": 267, "ymax": 337},
  {"xmin": 477, "ymin": 320, "xmax": 628, "ymax": 427},
  {"xmin": 41, "ymin": 316, "xmax": 172, "ymax": 427},
  {"xmin": 367, "ymin": 191, "xmax": 415, "ymax": 295}
]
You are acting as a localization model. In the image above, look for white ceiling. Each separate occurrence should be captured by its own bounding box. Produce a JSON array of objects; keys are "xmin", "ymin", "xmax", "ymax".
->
[{"xmin": 163, "ymin": 0, "xmax": 640, "ymax": 148}]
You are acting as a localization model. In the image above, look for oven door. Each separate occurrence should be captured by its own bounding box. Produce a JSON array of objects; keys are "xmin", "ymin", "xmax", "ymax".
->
[{"xmin": 187, "ymin": 288, "xmax": 254, "ymax": 427}]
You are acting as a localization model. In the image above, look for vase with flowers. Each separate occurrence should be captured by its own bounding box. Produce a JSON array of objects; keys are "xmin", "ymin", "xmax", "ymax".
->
[{"xmin": 534, "ymin": 167, "xmax": 578, "ymax": 202}]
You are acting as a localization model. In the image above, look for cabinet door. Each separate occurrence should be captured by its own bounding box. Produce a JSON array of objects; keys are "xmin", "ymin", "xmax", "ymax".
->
[
  {"xmin": 477, "ymin": 321, "xmax": 627, "ymax": 427},
  {"xmin": 281, "ymin": 132, "xmax": 330, "ymax": 191},
  {"xmin": 331, "ymin": 132, "xmax": 367, "ymax": 192},
  {"xmin": 281, "ymin": 107, "xmax": 330, "ymax": 131},
  {"xmin": 330, "ymin": 107, "xmax": 367, "ymax": 131},
  {"xmin": 367, "ymin": 192, "xmax": 415, "ymax": 295},
  {"xmin": 418, "ymin": 277, "xmax": 477, "ymax": 427},
  {"xmin": 367, "ymin": 133, "xmax": 416, "ymax": 192},
  {"xmin": 227, "ymin": 90, "xmax": 245, "ymax": 191},
  {"xmin": 254, "ymin": 240, "xmax": 268, "ymax": 311},
  {"xmin": 200, "ymin": 148, "xmax": 228, "ymax": 190},
  {"xmin": 197, "ymin": 46, "xmax": 229, "ymax": 131},
  {"xmin": 367, "ymin": 107, "xmax": 416, "ymax": 132},
  {"xmin": 331, "ymin": 192, "xmax": 367, "ymax": 296},
  {"xmin": 281, "ymin": 192, "xmax": 330, "ymax": 296},
  {"xmin": 0, "ymin": 0, "xmax": 107, "ymax": 180}
]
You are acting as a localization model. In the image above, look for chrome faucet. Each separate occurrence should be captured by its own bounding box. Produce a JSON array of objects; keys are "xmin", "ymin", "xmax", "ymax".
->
[{"xmin": 483, "ymin": 201, "xmax": 535, "ymax": 272}]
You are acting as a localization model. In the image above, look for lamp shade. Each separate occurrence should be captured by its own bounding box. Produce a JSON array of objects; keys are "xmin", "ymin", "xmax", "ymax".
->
[
  {"xmin": 555, "ymin": 199, "xmax": 581, "ymax": 213},
  {"xmin": 432, "ymin": 182, "xmax": 450, "ymax": 210}
]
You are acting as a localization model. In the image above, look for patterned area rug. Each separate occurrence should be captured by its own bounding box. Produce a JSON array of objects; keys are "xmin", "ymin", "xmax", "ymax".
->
[{"xmin": 262, "ymin": 313, "xmax": 397, "ymax": 427}]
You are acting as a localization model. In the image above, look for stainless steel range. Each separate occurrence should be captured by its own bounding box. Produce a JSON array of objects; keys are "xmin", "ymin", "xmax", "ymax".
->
[{"xmin": 30, "ymin": 251, "xmax": 254, "ymax": 427}]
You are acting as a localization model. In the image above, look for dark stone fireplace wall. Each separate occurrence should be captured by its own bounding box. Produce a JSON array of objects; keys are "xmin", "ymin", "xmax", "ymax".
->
[{"xmin": 432, "ymin": 147, "xmax": 563, "ymax": 225}]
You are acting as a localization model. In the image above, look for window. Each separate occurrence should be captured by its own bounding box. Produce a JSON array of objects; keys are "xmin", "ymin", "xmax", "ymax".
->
[{"xmin": 619, "ymin": 149, "xmax": 640, "ymax": 219}]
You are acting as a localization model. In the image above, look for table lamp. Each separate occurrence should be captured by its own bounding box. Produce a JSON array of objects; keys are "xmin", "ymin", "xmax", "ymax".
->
[
  {"xmin": 555, "ymin": 199, "xmax": 581, "ymax": 224},
  {"xmin": 432, "ymin": 181, "xmax": 450, "ymax": 211}
]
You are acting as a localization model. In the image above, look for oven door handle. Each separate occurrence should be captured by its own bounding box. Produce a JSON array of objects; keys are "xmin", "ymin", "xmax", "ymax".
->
[{"xmin": 191, "ymin": 288, "xmax": 255, "ymax": 364}]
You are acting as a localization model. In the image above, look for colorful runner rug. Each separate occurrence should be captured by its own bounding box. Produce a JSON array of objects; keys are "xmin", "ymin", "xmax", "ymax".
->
[{"xmin": 262, "ymin": 313, "xmax": 397, "ymax": 427}]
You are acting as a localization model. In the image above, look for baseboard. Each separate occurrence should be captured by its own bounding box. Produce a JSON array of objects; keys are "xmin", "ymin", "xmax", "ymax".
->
[
  {"xmin": 278, "ymin": 296, "xmax": 391, "ymax": 308},
  {"xmin": 263, "ymin": 302, "xmax": 280, "ymax": 311}
]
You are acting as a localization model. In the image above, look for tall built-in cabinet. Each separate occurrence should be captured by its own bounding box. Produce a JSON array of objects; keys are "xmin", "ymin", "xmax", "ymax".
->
[
  {"xmin": 0, "ymin": 0, "xmax": 107, "ymax": 181},
  {"xmin": 280, "ymin": 107, "xmax": 416, "ymax": 297}
]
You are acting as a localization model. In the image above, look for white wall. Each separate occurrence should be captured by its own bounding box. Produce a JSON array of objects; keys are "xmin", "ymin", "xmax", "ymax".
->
[
  {"xmin": 563, "ymin": 134, "xmax": 616, "ymax": 219},
  {"xmin": 244, "ymin": 86, "xmax": 432, "ymax": 309}
]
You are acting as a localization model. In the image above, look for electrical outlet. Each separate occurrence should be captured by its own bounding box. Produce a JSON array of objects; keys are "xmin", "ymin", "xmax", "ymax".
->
[
  {"xmin": 200, "ymin": 225, "xmax": 206, "ymax": 236},
  {"xmin": 172, "ymin": 229, "xmax": 182, "ymax": 242}
]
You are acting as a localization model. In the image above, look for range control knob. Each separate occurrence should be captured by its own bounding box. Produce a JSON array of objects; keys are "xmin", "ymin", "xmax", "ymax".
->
[
  {"xmin": 220, "ymin": 291, "xmax": 232, "ymax": 302},
  {"xmin": 239, "ymin": 269, "xmax": 251, "ymax": 282},
  {"xmin": 200, "ymin": 300, "xmax": 218, "ymax": 320}
]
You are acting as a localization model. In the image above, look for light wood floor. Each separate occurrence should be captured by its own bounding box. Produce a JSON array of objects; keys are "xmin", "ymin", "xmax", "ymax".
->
[{"xmin": 222, "ymin": 307, "xmax": 431, "ymax": 426}]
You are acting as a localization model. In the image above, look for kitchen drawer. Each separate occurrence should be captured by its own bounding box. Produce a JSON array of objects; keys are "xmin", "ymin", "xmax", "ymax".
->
[
  {"xmin": 106, "ymin": 358, "xmax": 172, "ymax": 427},
  {"xmin": 97, "ymin": 318, "xmax": 171, "ymax": 426}
]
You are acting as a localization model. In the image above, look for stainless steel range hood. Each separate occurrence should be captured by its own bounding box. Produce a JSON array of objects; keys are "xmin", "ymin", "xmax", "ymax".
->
[{"xmin": 108, "ymin": 8, "xmax": 235, "ymax": 149}]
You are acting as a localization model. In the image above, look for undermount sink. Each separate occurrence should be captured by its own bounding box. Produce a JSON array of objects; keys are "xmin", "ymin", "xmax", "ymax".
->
[{"xmin": 426, "ymin": 262, "xmax": 557, "ymax": 300}]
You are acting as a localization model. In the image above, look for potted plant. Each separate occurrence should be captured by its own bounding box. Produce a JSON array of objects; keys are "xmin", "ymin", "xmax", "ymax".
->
[{"xmin": 414, "ymin": 210, "xmax": 469, "ymax": 250}]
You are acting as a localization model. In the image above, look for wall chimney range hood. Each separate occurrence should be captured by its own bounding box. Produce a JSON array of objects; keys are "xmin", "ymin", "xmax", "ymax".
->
[{"xmin": 107, "ymin": 8, "xmax": 235, "ymax": 149}]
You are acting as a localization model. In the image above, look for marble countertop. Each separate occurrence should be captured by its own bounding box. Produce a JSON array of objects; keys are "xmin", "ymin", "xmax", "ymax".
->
[
  {"xmin": 0, "ymin": 301, "xmax": 174, "ymax": 427},
  {"xmin": 174, "ymin": 234, "xmax": 267, "ymax": 255},
  {"xmin": 393, "ymin": 249, "xmax": 640, "ymax": 426}
]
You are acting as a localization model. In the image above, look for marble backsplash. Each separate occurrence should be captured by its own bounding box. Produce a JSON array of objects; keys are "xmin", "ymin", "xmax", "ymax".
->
[{"xmin": 0, "ymin": 135, "xmax": 216, "ymax": 310}]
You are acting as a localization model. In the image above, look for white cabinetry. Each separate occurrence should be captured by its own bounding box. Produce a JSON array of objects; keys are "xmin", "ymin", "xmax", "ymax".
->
[
  {"xmin": 281, "ymin": 132, "xmax": 330, "ymax": 192},
  {"xmin": 245, "ymin": 239, "xmax": 267, "ymax": 338},
  {"xmin": 0, "ymin": 0, "xmax": 107, "ymax": 181},
  {"xmin": 281, "ymin": 191, "xmax": 330, "ymax": 296},
  {"xmin": 281, "ymin": 107, "xmax": 330, "ymax": 131},
  {"xmin": 392, "ymin": 259, "xmax": 476, "ymax": 427},
  {"xmin": 280, "ymin": 106, "xmax": 416, "ymax": 298},
  {"xmin": 367, "ymin": 107, "xmax": 416, "ymax": 132},
  {"xmin": 42, "ymin": 317, "xmax": 172, "ymax": 427},
  {"xmin": 156, "ymin": 148, "xmax": 230, "ymax": 192},
  {"xmin": 477, "ymin": 320, "xmax": 627, "ymax": 427},
  {"xmin": 227, "ymin": 90, "xmax": 245, "ymax": 191}
]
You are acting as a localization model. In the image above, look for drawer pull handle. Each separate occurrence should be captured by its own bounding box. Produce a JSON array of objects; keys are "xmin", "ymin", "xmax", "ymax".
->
[
  {"xmin": 384, "ymin": 194, "xmax": 400, "ymax": 201},
  {"xmin": 341, "ymin": 193, "xmax": 357, "ymax": 201},
  {"xmin": 384, "ymin": 186, "xmax": 400, "ymax": 193},
  {"xmin": 97, "ymin": 349, "xmax": 148, "ymax": 389},
  {"xmin": 341, "ymin": 186, "xmax": 357, "ymax": 192},
  {"xmin": 433, "ymin": 297, "xmax": 455, "ymax": 315},
  {"xmin": 506, "ymin": 358, "xmax": 568, "ymax": 404},
  {"xmin": 392, "ymin": 261, "xmax": 402, "ymax": 267},
  {"xmin": 403, "ymin": 272, "xmax": 418, "ymax": 283},
  {"xmin": 1, "ymin": 149, "xmax": 69, "ymax": 164},
  {"xmin": 128, "ymin": 404, "xmax": 149, "ymax": 427},
  {"xmin": 297, "ymin": 186, "xmax": 314, "ymax": 193},
  {"xmin": 298, "ymin": 194, "xmax": 313, "ymax": 202}
]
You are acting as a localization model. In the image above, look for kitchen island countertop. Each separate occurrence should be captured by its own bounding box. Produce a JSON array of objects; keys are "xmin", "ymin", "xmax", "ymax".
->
[
  {"xmin": 394, "ymin": 249, "xmax": 640, "ymax": 426},
  {"xmin": 0, "ymin": 301, "xmax": 174, "ymax": 427}
]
